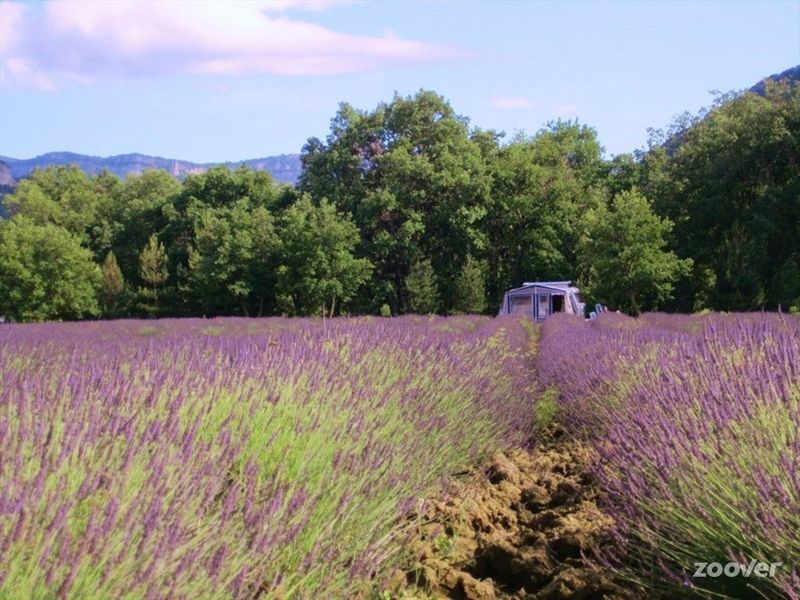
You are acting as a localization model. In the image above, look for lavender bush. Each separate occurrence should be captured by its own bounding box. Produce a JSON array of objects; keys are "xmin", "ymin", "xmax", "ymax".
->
[
  {"xmin": 538, "ymin": 312, "xmax": 800, "ymax": 599},
  {"xmin": 0, "ymin": 315, "xmax": 536, "ymax": 598}
]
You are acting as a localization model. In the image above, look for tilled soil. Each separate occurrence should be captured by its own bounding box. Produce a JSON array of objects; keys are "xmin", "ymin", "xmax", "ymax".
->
[{"xmin": 388, "ymin": 430, "xmax": 649, "ymax": 600}]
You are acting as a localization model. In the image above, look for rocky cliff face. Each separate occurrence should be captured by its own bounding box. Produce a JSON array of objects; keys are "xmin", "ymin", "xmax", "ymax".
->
[
  {"xmin": 0, "ymin": 161, "xmax": 15, "ymax": 187},
  {"xmin": 0, "ymin": 161, "xmax": 15, "ymax": 218}
]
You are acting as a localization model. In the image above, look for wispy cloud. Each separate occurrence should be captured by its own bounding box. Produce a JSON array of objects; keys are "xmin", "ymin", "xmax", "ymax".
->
[
  {"xmin": 491, "ymin": 96, "xmax": 535, "ymax": 109},
  {"xmin": 0, "ymin": 0, "xmax": 472, "ymax": 90}
]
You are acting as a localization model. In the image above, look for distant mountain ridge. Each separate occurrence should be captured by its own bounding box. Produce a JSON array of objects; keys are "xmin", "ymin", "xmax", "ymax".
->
[{"xmin": 0, "ymin": 151, "xmax": 303, "ymax": 185}]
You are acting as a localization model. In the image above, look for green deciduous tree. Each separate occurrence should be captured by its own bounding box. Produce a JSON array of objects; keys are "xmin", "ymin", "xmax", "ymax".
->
[
  {"xmin": 2, "ymin": 166, "xmax": 101, "ymax": 238},
  {"xmin": 2, "ymin": 166, "xmax": 117, "ymax": 260},
  {"xmin": 104, "ymin": 170, "xmax": 181, "ymax": 290},
  {"xmin": 171, "ymin": 166, "xmax": 285, "ymax": 315},
  {"xmin": 0, "ymin": 216, "xmax": 101, "ymax": 322},
  {"xmin": 275, "ymin": 197, "xmax": 372, "ymax": 316},
  {"xmin": 300, "ymin": 91, "xmax": 489, "ymax": 313},
  {"xmin": 578, "ymin": 189, "xmax": 693, "ymax": 316},
  {"xmin": 185, "ymin": 201, "xmax": 280, "ymax": 316}
]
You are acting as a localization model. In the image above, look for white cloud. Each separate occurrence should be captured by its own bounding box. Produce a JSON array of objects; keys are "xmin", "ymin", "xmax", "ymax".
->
[
  {"xmin": 259, "ymin": 1, "xmax": 356, "ymax": 12},
  {"xmin": 491, "ymin": 96, "xmax": 535, "ymax": 109},
  {"xmin": 0, "ymin": 0, "xmax": 472, "ymax": 89},
  {"xmin": 4, "ymin": 56, "xmax": 56, "ymax": 91}
]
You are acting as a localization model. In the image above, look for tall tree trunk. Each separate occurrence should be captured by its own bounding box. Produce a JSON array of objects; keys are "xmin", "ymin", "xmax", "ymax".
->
[{"xmin": 629, "ymin": 291, "xmax": 641, "ymax": 317}]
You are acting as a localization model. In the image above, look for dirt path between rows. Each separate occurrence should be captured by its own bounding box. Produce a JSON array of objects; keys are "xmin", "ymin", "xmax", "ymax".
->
[{"xmin": 388, "ymin": 430, "xmax": 649, "ymax": 600}]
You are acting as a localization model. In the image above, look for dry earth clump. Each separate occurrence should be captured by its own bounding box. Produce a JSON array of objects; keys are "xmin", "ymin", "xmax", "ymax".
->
[{"xmin": 387, "ymin": 430, "xmax": 649, "ymax": 600}]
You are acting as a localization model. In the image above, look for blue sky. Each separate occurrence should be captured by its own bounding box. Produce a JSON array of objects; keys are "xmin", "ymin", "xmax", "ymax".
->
[{"xmin": 1, "ymin": 0, "xmax": 798, "ymax": 162}]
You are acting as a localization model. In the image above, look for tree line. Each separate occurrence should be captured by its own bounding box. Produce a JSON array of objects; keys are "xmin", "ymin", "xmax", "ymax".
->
[{"xmin": 0, "ymin": 81, "xmax": 797, "ymax": 322}]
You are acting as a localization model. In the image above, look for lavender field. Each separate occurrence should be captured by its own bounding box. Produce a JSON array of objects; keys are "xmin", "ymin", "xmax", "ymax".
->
[
  {"xmin": 0, "ymin": 316, "xmax": 537, "ymax": 598},
  {"xmin": 1, "ymin": 312, "xmax": 799, "ymax": 599},
  {"xmin": 538, "ymin": 312, "xmax": 800, "ymax": 599}
]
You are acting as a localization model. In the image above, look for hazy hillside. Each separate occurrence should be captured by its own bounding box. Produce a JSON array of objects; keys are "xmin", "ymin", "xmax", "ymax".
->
[
  {"xmin": 750, "ymin": 65, "xmax": 800, "ymax": 95},
  {"xmin": 0, "ymin": 151, "xmax": 302, "ymax": 186},
  {"xmin": 658, "ymin": 65, "xmax": 798, "ymax": 156}
]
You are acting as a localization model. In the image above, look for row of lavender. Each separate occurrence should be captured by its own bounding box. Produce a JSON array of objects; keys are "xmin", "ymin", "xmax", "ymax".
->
[
  {"xmin": 537, "ymin": 312, "xmax": 800, "ymax": 599},
  {"xmin": 0, "ymin": 315, "xmax": 536, "ymax": 598}
]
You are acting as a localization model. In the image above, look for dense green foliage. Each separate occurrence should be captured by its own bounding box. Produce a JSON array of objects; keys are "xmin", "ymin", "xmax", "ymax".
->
[
  {"xmin": 0, "ymin": 216, "xmax": 101, "ymax": 321},
  {"xmin": 635, "ymin": 82, "xmax": 800, "ymax": 311},
  {"xmin": 578, "ymin": 189, "xmax": 693, "ymax": 315},
  {"xmin": 274, "ymin": 197, "xmax": 371, "ymax": 316},
  {"xmin": 1, "ymin": 81, "xmax": 797, "ymax": 321}
]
